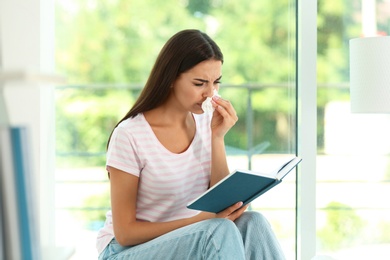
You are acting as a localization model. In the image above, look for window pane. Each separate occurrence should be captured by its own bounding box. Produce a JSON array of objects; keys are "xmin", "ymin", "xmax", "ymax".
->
[
  {"xmin": 317, "ymin": 0, "xmax": 390, "ymax": 257},
  {"xmin": 55, "ymin": 0, "xmax": 297, "ymax": 258}
]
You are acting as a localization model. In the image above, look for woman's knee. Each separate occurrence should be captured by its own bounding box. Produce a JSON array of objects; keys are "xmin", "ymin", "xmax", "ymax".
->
[
  {"xmin": 206, "ymin": 218, "xmax": 242, "ymax": 239},
  {"xmin": 246, "ymin": 211, "xmax": 269, "ymax": 223},
  {"xmin": 236, "ymin": 211, "xmax": 272, "ymax": 230},
  {"xmin": 196, "ymin": 219, "xmax": 245, "ymax": 259},
  {"xmin": 209, "ymin": 218, "xmax": 239, "ymax": 231}
]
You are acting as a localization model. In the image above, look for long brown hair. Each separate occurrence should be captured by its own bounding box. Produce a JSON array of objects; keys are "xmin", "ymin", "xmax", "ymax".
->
[{"xmin": 108, "ymin": 29, "xmax": 223, "ymax": 146}]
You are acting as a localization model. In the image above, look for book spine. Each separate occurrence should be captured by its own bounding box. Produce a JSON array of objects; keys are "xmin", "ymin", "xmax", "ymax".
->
[
  {"xmin": 0, "ymin": 127, "xmax": 21, "ymax": 259},
  {"xmin": 243, "ymin": 180, "xmax": 281, "ymax": 206},
  {"xmin": 11, "ymin": 127, "xmax": 41, "ymax": 260},
  {"xmin": 0, "ymin": 171, "xmax": 5, "ymax": 260}
]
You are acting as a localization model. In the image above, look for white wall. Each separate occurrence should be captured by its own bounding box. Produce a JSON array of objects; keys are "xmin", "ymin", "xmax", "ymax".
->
[{"xmin": 0, "ymin": 0, "xmax": 57, "ymax": 257}]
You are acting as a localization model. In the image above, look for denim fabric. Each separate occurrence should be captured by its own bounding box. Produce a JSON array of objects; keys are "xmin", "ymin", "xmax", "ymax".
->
[
  {"xmin": 234, "ymin": 211, "xmax": 286, "ymax": 260},
  {"xmin": 98, "ymin": 211, "xmax": 285, "ymax": 260}
]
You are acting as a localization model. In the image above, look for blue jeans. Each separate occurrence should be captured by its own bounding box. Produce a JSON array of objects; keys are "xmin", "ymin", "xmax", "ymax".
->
[{"xmin": 98, "ymin": 211, "xmax": 285, "ymax": 260}]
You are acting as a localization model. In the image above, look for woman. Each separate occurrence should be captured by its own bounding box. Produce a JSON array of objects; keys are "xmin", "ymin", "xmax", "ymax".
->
[{"xmin": 96, "ymin": 29, "xmax": 285, "ymax": 260}]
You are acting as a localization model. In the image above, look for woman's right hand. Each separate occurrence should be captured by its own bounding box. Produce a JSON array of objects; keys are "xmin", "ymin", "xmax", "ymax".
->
[
  {"xmin": 216, "ymin": 202, "xmax": 249, "ymax": 221},
  {"xmin": 195, "ymin": 202, "xmax": 249, "ymax": 222}
]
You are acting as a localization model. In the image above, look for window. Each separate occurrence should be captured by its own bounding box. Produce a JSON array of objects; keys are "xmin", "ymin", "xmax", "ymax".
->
[
  {"xmin": 316, "ymin": 0, "xmax": 390, "ymax": 257},
  {"xmin": 55, "ymin": 0, "xmax": 297, "ymax": 258}
]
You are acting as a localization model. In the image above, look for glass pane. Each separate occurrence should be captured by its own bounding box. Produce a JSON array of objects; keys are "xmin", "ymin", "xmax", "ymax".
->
[
  {"xmin": 55, "ymin": 0, "xmax": 297, "ymax": 258},
  {"xmin": 317, "ymin": 0, "xmax": 390, "ymax": 257}
]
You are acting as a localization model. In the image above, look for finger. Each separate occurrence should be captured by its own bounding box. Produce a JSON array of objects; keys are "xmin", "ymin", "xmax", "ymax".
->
[
  {"xmin": 215, "ymin": 105, "xmax": 238, "ymax": 124},
  {"xmin": 212, "ymin": 98, "xmax": 238, "ymax": 120},
  {"xmin": 212, "ymin": 99, "xmax": 235, "ymax": 116},
  {"xmin": 212, "ymin": 97, "xmax": 231, "ymax": 110},
  {"xmin": 227, "ymin": 204, "xmax": 249, "ymax": 221},
  {"xmin": 235, "ymin": 204, "xmax": 249, "ymax": 215},
  {"xmin": 221, "ymin": 201, "xmax": 243, "ymax": 216}
]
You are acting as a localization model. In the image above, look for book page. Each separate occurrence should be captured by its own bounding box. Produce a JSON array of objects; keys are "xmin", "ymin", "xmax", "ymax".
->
[
  {"xmin": 275, "ymin": 157, "xmax": 301, "ymax": 180},
  {"xmin": 234, "ymin": 155, "xmax": 299, "ymax": 180}
]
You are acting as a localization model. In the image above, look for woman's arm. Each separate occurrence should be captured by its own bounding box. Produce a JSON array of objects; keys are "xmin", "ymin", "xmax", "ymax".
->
[
  {"xmin": 210, "ymin": 136, "xmax": 229, "ymax": 187},
  {"xmin": 109, "ymin": 165, "xmax": 247, "ymax": 247},
  {"xmin": 109, "ymin": 166, "xmax": 198, "ymax": 246},
  {"xmin": 209, "ymin": 96, "xmax": 238, "ymax": 186}
]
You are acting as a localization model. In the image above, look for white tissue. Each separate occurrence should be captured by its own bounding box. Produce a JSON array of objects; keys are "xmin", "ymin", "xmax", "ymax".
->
[
  {"xmin": 201, "ymin": 90, "xmax": 220, "ymax": 113},
  {"xmin": 202, "ymin": 97, "xmax": 214, "ymax": 113}
]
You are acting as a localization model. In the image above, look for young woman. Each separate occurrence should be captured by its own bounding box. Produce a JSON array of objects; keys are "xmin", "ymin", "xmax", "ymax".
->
[{"xmin": 96, "ymin": 29, "xmax": 286, "ymax": 260}]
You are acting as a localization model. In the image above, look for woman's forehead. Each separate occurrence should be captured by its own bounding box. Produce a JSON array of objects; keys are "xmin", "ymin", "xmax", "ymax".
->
[{"xmin": 184, "ymin": 60, "xmax": 222, "ymax": 79}]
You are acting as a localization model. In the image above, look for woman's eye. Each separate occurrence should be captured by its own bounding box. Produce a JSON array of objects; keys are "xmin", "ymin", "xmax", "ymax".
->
[
  {"xmin": 214, "ymin": 81, "xmax": 221, "ymax": 85},
  {"xmin": 194, "ymin": 82, "xmax": 204, "ymax": 87}
]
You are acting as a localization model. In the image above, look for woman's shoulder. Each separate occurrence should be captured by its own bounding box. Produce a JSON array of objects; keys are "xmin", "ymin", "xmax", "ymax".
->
[
  {"xmin": 115, "ymin": 113, "xmax": 148, "ymax": 135},
  {"xmin": 117, "ymin": 113, "xmax": 144, "ymax": 126}
]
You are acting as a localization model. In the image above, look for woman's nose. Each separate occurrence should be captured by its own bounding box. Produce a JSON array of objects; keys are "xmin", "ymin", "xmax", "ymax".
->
[{"xmin": 204, "ymin": 84, "xmax": 214, "ymax": 97}]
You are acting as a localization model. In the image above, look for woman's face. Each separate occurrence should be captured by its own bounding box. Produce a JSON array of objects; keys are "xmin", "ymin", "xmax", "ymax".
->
[{"xmin": 171, "ymin": 59, "xmax": 222, "ymax": 114}]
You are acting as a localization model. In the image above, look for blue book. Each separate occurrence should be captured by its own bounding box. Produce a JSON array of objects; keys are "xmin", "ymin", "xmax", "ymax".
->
[
  {"xmin": 0, "ymin": 175, "xmax": 4, "ymax": 259},
  {"xmin": 187, "ymin": 156, "xmax": 302, "ymax": 213},
  {"xmin": 0, "ymin": 126, "xmax": 21, "ymax": 259},
  {"xmin": 11, "ymin": 127, "xmax": 40, "ymax": 260}
]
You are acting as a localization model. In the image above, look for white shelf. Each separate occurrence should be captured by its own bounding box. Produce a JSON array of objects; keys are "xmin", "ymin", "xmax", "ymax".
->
[{"xmin": 0, "ymin": 70, "xmax": 65, "ymax": 84}]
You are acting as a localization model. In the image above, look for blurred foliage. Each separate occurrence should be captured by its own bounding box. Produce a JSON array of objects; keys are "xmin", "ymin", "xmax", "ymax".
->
[
  {"xmin": 317, "ymin": 201, "xmax": 366, "ymax": 251},
  {"xmin": 55, "ymin": 87, "xmax": 137, "ymax": 167},
  {"xmin": 55, "ymin": 0, "xmax": 299, "ymax": 164},
  {"xmin": 55, "ymin": 0, "xmax": 390, "ymax": 163},
  {"xmin": 386, "ymin": 160, "xmax": 390, "ymax": 180},
  {"xmin": 78, "ymin": 189, "xmax": 110, "ymax": 229},
  {"xmin": 377, "ymin": 221, "xmax": 390, "ymax": 243},
  {"xmin": 55, "ymin": 0, "xmax": 296, "ymax": 85}
]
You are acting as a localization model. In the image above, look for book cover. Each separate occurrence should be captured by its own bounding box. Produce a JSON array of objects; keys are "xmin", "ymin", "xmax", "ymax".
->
[
  {"xmin": 187, "ymin": 156, "xmax": 302, "ymax": 213},
  {"xmin": 11, "ymin": 126, "xmax": 41, "ymax": 260},
  {"xmin": 0, "ymin": 127, "xmax": 21, "ymax": 259},
  {"xmin": 0, "ymin": 170, "xmax": 5, "ymax": 260}
]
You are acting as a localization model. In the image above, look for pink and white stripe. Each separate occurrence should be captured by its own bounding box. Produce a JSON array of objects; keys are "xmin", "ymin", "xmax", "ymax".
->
[{"xmin": 96, "ymin": 113, "xmax": 212, "ymax": 254}]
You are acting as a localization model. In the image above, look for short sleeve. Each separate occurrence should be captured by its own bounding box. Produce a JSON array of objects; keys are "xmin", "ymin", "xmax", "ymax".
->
[{"xmin": 106, "ymin": 126, "xmax": 142, "ymax": 177}]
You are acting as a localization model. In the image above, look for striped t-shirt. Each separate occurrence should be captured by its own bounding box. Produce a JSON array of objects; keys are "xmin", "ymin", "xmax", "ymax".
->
[{"xmin": 96, "ymin": 113, "xmax": 212, "ymax": 254}]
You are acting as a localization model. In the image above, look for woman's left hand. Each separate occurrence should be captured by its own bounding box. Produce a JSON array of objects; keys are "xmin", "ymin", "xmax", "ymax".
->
[{"xmin": 210, "ymin": 96, "xmax": 238, "ymax": 138}]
